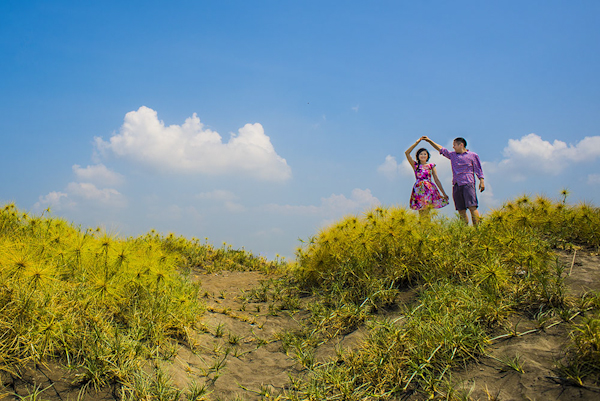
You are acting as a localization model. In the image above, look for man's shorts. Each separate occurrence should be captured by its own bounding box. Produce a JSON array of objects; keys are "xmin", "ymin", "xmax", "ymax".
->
[{"xmin": 453, "ymin": 183, "xmax": 478, "ymax": 211}]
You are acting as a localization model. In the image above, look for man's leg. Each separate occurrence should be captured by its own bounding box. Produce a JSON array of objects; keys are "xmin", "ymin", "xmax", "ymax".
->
[
  {"xmin": 468, "ymin": 206, "xmax": 480, "ymax": 225},
  {"xmin": 461, "ymin": 183, "xmax": 479, "ymax": 225},
  {"xmin": 453, "ymin": 184, "xmax": 468, "ymax": 224}
]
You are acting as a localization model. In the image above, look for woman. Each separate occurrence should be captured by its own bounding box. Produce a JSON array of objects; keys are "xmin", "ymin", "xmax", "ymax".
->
[{"xmin": 405, "ymin": 137, "xmax": 449, "ymax": 216}]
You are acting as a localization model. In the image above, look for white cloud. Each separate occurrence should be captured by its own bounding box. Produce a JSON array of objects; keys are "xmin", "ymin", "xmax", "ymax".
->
[
  {"xmin": 588, "ymin": 174, "xmax": 600, "ymax": 185},
  {"xmin": 377, "ymin": 152, "xmax": 449, "ymax": 181},
  {"xmin": 377, "ymin": 155, "xmax": 413, "ymax": 179},
  {"xmin": 66, "ymin": 182, "xmax": 127, "ymax": 207},
  {"xmin": 478, "ymin": 182, "xmax": 501, "ymax": 209},
  {"xmin": 196, "ymin": 189, "xmax": 237, "ymax": 201},
  {"xmin": 498, "ymin": 133, "xmax": 600, "ymax": 178},
  {"xmin": 34, "ymin": 182, "xmax": 126, "ymax": 212},
  {"xmin": 224, "ymin": 201, "xmax": 246, "ymax": 213},
  {"xmin": 265, "ymin": 188, "xmax": 380, "ymax": 217},
  {"xmin": 73, "ymin": 164, "xmax": 124, "ymax": 187},
  {"xmin": 352, "ymin": 105, "xmax": 359, "ymax": 112},
  {"xmin": 95, "ymin": 106, "xmax": 291, "ymax": 182},
  {"xmin": 322, "ymin": 188, "xmax": 380, "ymax": 211},
  {"xmin": 378, "ymin": 155, "xmax": 401, "ymax": 180},
  {"xmin": 34, "ymin": 191, "xmax": 73, "ymax": 211},
  {"xmin": 196, "ymin": 189, "xmax": 246, "ymax": 212}
]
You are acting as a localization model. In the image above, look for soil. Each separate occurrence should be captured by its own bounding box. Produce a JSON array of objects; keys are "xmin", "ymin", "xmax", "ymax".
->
[{"xmin": 3, "ymin": 250, "xmax": 599, "ymax": 400}]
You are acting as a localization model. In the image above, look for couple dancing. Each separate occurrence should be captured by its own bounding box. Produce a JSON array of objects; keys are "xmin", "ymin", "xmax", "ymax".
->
[{"xmin": 405, "ymin": 136, "xmax": 485, "ymax": 225}]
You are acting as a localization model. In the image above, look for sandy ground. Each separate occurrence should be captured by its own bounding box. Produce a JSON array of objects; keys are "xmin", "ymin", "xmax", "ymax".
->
[
  {"xmin": 167, "ymin": 270, "xmax": 303, "ymax": 400},
  {"xmin": 3, "ymin": 250, "xmax": 600, "ymax": 400}
]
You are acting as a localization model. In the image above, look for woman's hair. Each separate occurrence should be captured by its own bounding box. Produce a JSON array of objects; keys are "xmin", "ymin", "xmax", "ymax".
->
[{"xmin": 415, "ymin": 148, "xmax": 430, "ymax": 165}]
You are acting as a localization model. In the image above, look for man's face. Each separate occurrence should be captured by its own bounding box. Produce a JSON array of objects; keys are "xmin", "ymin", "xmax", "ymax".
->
[{"xmin": 453, "ymin": 140, "xmax": 464, "ymax": 153}]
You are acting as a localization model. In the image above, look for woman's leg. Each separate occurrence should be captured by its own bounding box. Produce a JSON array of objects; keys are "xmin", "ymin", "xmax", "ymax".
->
[{"xmin": 419, "ymin": 207, "xmax": 431, "ymax": 219}]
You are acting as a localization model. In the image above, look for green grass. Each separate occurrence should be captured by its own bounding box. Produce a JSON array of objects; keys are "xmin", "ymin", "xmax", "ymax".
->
[
  {"xmin": 493, "ymin": 353, "xmax": 526, "ymax": 373},
  {"xmin": 285, "ymin": 194, "xmax": 600, "ymax": 399},
  {"xmin": 559, "ymin": 310, "xmax": 600, "ymax": 385},
  {"xmin": 0, "ymin": 203, "xmax": 286, "ymax": 399},
  {"xmin": 2, "ymin": 193, "xmax": 600, "ymax": 399},
  {"xmin": 156, "ymin": 231, "xmax": 288, "ymax": 274}
]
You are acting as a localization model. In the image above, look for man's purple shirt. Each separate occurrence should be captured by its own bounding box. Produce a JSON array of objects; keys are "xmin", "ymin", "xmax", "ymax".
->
[{"xmin": 439, "ymin": 148, "xmax": 484, "ymax": 186}]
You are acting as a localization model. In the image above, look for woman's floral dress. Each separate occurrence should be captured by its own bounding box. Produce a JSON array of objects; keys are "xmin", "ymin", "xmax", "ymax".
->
[{"xmin": 410, "ymin": 162, "xmax": 449, "ymax": 210}]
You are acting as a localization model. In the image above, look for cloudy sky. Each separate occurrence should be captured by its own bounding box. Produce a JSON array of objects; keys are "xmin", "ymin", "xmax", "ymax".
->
[{"xmin": 2, "ymin": 1, "xmax": 599, "ymax": 258}]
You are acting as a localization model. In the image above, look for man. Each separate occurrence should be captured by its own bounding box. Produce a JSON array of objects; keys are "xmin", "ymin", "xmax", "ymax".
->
[{"xmin": 422, "ymin": 136, "xmax": 485, "ymax": 225}]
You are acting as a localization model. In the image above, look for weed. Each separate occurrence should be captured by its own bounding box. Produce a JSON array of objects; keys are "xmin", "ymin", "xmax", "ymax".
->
[
  {"xmin": 0, "ymin": 203, "xmax": 289, "ymax": 398},
  {"xmin": 12, "ymin": 383, "xmax": 54, "ymax": 401},
  {"xmin": 185, "ymin": 380, "xmax": 210, "ymax": 400},
  {"xmin": 559, "ymin": 312, "xmax": 600, "ymax": 385},
  {"xmin": 209, "ymin": 354, "xmax": 228, "ymax": 375},
  {"xmin": 491, "ymin": 353, "xmax": 526, "ymax": 373},
  {"xmin": 286, "ymin": 194, "xmax": 587, "ymax": 398},
  {"xmin": 278, "ymin": 293, "xmax": 301, "ymax": 311},
  {"xmin": 228, "ymin": 332, "xmax": 241, "ymax": 345},
  {"xmin": 2, "ymin": 194, "xmax": 599, "ymax": 398},
  {"xmin": 294, "ymin": 345, "xmax": 315, "ymax": 370},
  {"xmin": 215, "ymin": 323, "xmax": 225, "ymax": 338}
]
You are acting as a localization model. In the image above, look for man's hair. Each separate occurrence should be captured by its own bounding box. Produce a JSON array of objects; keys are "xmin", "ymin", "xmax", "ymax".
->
[{"xmin": 454, "ymin": 137, "xmax": 467, "ymax": 148}]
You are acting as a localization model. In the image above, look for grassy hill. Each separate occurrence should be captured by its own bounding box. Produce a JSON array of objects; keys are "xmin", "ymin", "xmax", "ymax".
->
[
  {"xmin": 287, "ymin": 194, "xmax": 600, "ymax": 399},
  {"xmin": 1, "ymin": 195, "xmax": 599, "ymax": 400}
]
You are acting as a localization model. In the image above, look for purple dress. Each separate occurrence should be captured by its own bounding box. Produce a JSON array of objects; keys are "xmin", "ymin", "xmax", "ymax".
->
[{"xmin": 410, "ymin": 163, "xmax": 449, "ymax": 210}]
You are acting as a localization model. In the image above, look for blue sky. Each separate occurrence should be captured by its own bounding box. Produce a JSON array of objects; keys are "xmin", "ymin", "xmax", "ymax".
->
[{"xmin": 1, "ymin": 1, "xmax": 599, "ymax": 258}]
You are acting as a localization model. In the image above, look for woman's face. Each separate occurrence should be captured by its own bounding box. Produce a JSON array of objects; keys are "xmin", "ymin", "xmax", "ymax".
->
[{"xmin": 418, "ymin": 151, "xmax": 429, "ymax": 164}]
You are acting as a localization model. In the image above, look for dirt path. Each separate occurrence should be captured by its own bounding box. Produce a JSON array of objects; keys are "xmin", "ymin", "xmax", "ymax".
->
[
  {"xmin": 179, "ymin": 270, "xmax": 411, "ymax": 400},
  {"xmin": 165, "ymin": 270, "xmax": 304, "ymax": 400}
]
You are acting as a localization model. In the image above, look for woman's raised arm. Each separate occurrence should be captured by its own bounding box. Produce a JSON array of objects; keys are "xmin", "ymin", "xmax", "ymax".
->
[{"xmin": 405, "ymin": 138, "xmax": 422, "ymax": 170}]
